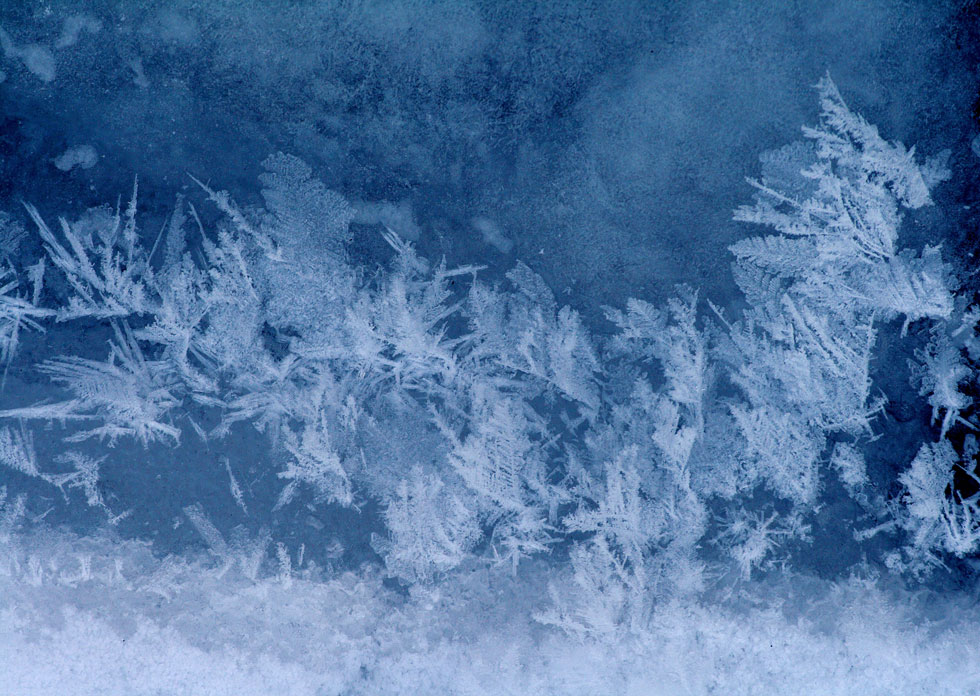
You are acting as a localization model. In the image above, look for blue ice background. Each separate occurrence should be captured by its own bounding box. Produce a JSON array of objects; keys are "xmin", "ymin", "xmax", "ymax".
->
[{"xmin": 0, "ymin": 0, "xmax": 977, "ymax": 574}]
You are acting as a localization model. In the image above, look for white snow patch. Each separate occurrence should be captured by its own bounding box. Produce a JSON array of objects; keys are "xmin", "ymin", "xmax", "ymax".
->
[{"xmin": 54, "ymin": 145, "xmax": 99, "ymax": 172}]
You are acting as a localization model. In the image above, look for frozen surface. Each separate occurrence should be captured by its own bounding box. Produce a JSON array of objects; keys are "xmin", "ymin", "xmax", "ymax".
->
[{"xmin": 0, "ymin": 2, "xmax": 979, "ymax": 694}]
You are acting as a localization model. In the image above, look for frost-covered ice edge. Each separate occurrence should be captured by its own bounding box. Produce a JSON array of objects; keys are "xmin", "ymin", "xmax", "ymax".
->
[{"xmin": 3, "ymin": 528, "xmax": 979, "ymax": 696}]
